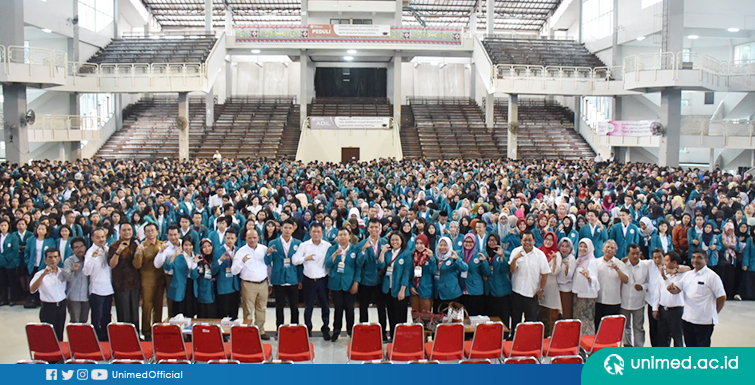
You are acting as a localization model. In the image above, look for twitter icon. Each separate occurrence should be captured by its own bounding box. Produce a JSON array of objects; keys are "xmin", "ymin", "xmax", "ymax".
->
[{"xmin": 61, "ymin": 371, "xmax": 74, "ymax": 381}]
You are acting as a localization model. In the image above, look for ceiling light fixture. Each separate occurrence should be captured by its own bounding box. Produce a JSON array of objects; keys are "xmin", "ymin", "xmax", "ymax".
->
[
  {"xmin": 42, "ymin": 28, "xmax": 52, "ymax": 33},
  {"xmin": 347, "ymin": 49, "xmax": 357, "ymax": 54},
  {"xmin": 636, "ymin": 36, "xmax": 646, "ymax": 41},
  {"xmin": 727, "ymin": 28, "xmax": 740, "ymax": 32},
  {"xmin": 251, "ymin": 49, "xmax": 261, "ymax": 54},
  {"xmin": 344, "ymin": 56, "xmax": 353, "ymax": 61},
  {"xmin": 687, "ymin": 35, "xmax": 699, "ymax": 39}
]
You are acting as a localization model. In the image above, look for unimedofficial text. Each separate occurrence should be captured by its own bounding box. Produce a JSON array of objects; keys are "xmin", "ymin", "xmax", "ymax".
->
[{"xmin": 111, "ymin": 370, "xmax": 184, "ymax": 379}]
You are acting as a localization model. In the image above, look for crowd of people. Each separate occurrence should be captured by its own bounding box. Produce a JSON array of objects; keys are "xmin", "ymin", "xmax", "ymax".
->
[{"xmin": 1, "ymin": 156, "xmax": 752, "ymax": 348}]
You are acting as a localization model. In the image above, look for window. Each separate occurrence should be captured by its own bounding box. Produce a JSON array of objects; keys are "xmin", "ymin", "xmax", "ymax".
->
[
  {"xmin": 582, "ymin": 96, "xmax": 613, "ymax": 129},
  {"xmin": 734, "ymin": 41, "xmax": 754, "ymax": 62},
  {"xmin": 79, "ymin": 93, "xmax": 114, "ymax": 130},
  {"xmin": 582, "ymin": 0, "xmax": 613, "ymax": 41},
  {"xmin": 704, "ymin": 92, "xmax": 714, "ymax": 105},
  {"xmin": 78, "ymin": 0, "xmax": 114, "ymax": 33}
]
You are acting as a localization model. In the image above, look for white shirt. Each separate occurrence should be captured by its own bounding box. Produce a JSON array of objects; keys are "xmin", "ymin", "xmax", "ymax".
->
[
  {"xmin": 645, "ymin": 260, "xmax": 663, "ymax": 307},
  {"xmin": 656, "ymin": 271, "xmax": 686, "ymax": 310},
  {"xmin": 35, "ymin": 239, "xmax": 45, "ymax": 267},
  {"xmin": 596, "ymin": 256, "xmax": 627, "ymax": 305},
  {"xmin": 556, "ymin": 253, "xmax": 577, "ymax": 291},
  {"xmin": 678, "ymin": 266, "xmax": 726, "ymax": 325},
  {"xmin": 30, "ymin": 268, "xmax": 67, "ymax": 303},
  {"xmin": 232, "ymin": 243, "xmax": 268, "ymax": 282},
  {"xmin": 208, "ymin": 194, "xmax": 223, "ymax": 209},
  {"xmin": 571, "ymin": 259, "xmax": 599, "ymax": 298},
  {"xmin": 509, "ymin": 246, "xmax": 551, "ymax": 298},
  {"xmin": 154, "ymin": 242, "xmax": 181, "ymax": 276},
  {"xmin": 292, "ymin": 239, "xmax": 332, "ymax": 279},
  {"xmin": 58, "ymin": 239, "xmax": 68, "ymax": 258},
  {"xmin": 82, "ymin": 244, "xmax": 114, "ymax": 296},
  {"xmin": 0, "ymin": 233, "xmax": 6, "ymax": 253},
  {"xmin": 621, "ymin": 259, "xmax": 650, "ymax": 310}
]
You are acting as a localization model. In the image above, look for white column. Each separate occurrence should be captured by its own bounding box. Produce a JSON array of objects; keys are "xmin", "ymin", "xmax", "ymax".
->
[
  {"xmin": 300, "ymin": 52, "xmax": 308, "ymax": 127},
  {"xmin": 205, "ymin": 88, "xmax": 214, "ymax": 127},
  {"xmin": 393, "ymin": 54, "xmax": 402, "ymax": 130},
  {"xmin": 178, "ymin": 93, "xmax": 190, "ymax": 161},
  {"xmin": 658, "ymin": 89, "xmax": 681, "ymax": 167},
  {"xmin": 485, "ymin": 93, "xmax": 494, "ymax": 131},
  {"xmin": 205, "ymin": 0, "xmax": 213, "ymax": 33},
  {"xmin": 225, "ymin": 5, "xmax": 233, "ymax": 36},
  {"xmin": 301, "ymin": 0, "xmax": 308, "ymax": 25},
  {"xmin": 507, "ymin": 94, "xmax": 518, "ymax": 160},
  {"xmin": 486, "ymin": 0, "xmax": 495, "ymax": 36},
  {"xmin": 395, "ymin": 0, "xmax": 402, "ymax": 26}
]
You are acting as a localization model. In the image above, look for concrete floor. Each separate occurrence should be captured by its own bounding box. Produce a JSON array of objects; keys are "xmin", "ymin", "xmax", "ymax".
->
[{"xmin": 3, "ymin": 301, "xmax": 754, "ymax": 364}]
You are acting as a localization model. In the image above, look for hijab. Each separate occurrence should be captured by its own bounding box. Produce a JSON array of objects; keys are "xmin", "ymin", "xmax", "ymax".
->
[
  {"xmin": 462, "ymin": 233, "xmax": 477, "ymax": 263},
  {"xmin": 701, "ymin": 220, "xmax": 715, "ymax": 245},
  {"xmin": 436, "ymin": 236, "xmax": 454, "ymax": 262},
  {"xmin": 484, "ymin": 233, "xmax": 502, "ymax": 264},
  {"xmin": 639, "ymin": 217, "xmax": 655, "ymax": 238},
  {"xmin": 539, "ymin": 231, "xmax": 559, "ymax": 262},
  {"xmin": 412, "ymin": 234, "xmax": 430, "ymax": 287},
  {"xmin": 577, "ymin": 238, "xmax": 595, "ymax": 270}
]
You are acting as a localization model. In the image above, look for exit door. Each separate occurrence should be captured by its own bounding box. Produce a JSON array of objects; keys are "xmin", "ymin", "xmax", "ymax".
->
[{"xmin": 341, "ymin": 147, "xmax": 359, "ymax": 163}]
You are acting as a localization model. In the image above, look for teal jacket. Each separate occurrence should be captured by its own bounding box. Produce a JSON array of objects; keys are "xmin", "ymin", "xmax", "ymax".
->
[
  {"xmin": 214, "ymin": 247, "xmax": 240, "ymax": 295},
  {"xmin": 435, "ymin": 256, "xmax": 469, "ymax": 301},
  {"xmin": 24, "ymin": 237, "xmax": 58, "ymax": 273},
  {"xmin": 195, "ymin": 260, "xmax": 217, "ymax": 304},
  {"xmin": 325, "ymin": 244, "xmax": 358, "ymax": 291},
  {"xmin": 265, "ymin": 237, "xmax": 303, "ymax": 285},
  {"xmin": 558, "ymin": 229, "xmax": 579, "ymax": 249},
  {"xmin": 742, "ymin": 238, "xmax": 754, "ymax": 269},
  {"xmin": 0, "ymin": 233, "xmax": 21, "ymax": 269},
  {"xmin": 461, "ymin": 254, "xmax": 490, "ymax": 296},
  {"xmin": 355, "ymin": 237, "xmax": 388, "ymax": 286},
  {"xmin": 485, "ymin": 254, "xmax": 513, "ymax": 297},
  {"xmin": 607, "ymin": 223, "xmax": 640, "ymax": 259},
  {"xmin": 163, "ymin": 253, "xmax": 197, "ymax": 302},
  {"xmin": 377, "ymin": 249, "xmax": 412, "ymax": 298},
  {"xmin": 649, "ymin": 233, "xmax": 674, "ymax": 254},
  {"xmin": 579, "ymin": 224, "xmax": 607, "ymax": 258},
  {"xmin": 410, "ymin": 255, "xmax": 437, "ymax": 299},
  {"xmin": 702, "ymin": 235, "xmax": 722, "ymax": 267}
]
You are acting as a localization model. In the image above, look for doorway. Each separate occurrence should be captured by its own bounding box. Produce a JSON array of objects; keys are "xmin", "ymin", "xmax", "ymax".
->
[{"xmin": 341, "ymin": 147, "xmax": 360, "ymax": 163}]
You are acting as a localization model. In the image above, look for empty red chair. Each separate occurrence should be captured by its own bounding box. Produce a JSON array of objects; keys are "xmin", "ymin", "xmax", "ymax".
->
[
  {"xmin": 580, "ymin": 315, "xmax": 626, "ymax": 356},
  {"xmin": 65, "ymin": 359, "xmax": 97, "ymax": 364},
  {"xmin": 424, "ymin": 323, "xmax": 464, "ymax": 361},
  {"xmin": 277, "ymin": 325, "xmax": 314, "ymax": 362},
  {"xmin": 16, "ymin": 360, "xmax": 47, "ymax": 364},
  {"xmin": 504, "ymin": 356, "xmax": 539, "ymax": 364},
  {"xmin": 551, "ymin": 356, "xmax": 584, "ymax": 364},
  {"xmin": 26, "ymin": 323, "xmax": 70, "ymax": 363},
  {"xmin": 503, "ymin": 322, "xmax": 544, "ymax": 359},
  {"xmin": 108, "ymin": 323, "xmax": 153, "ymax": 361},
  {"xmin": 208, "ymin": 359, "xmax": 240, "ymax": 364},
  {"xmin": 67, "ymin": 324, "xmax": 111, "ymax": 361},
  {"xmin": 460, "ymin": 359, "xmax": 492, "ymax": 364},
  {"xmin": 386, "ymin": 323, "xmax": 424, "ymax": 361},
  {"xmin": 347, "ymin": 323, "xmax": 384, "ymax": 362},
  {"xmin": 408, "ymin": 359, "xmax": 440, "ymax": 364},
  {"xmin": 362, "ymin": 360, "xmax": 393, "ymax": 364},
  {"xmin": 464, "ymin": 322, "xmax": 504, "ymax": 360},
  {"xmin": 112, "ymin": 359, "xmax": 144, "ymax": 364},
  {"xmin": 263, "ymin": 360, "xmax": 293, "ymax": 364},
  {"xmin": 152, "ymin": 324, "xmax": 192, "ymax": 361},
  {"xmin": 157, "ymin": 359, "xmax": 190, "ymax": 364},
  {"xmin": 192, "ymin": 324, "xmax": 230, "ymax": 362},
  {"xmin": 230, "ymin": 325, "xmax": 273, "ymax": 363},
  {"xmin": 544, "ymin": 319, "xmax": 582, "ymax": 358}
]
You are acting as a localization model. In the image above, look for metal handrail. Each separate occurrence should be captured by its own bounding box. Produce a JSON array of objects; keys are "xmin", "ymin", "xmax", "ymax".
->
[{"xmin": 32, "ymin": 115, "xmax": 103, "ymax": 131}]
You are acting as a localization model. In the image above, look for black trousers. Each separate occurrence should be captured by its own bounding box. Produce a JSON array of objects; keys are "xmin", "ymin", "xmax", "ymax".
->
[
  {"xmin": 715, "ymin": 263, "xmax": 741, "ymax": 299},
  {"xmin": 682, "ymin": 320, "xmax": 714, "ymax": 347},
  {"xmin": 647, "ymin": 304, "xmax": 660, "ymax": 347},
  {"xmin": 216, "ymin": 291, "xmax": 240, "ymax": 320},
  {"xmin": 40, "ymin": 299, "xmax": 67, "ymax": 341},
  {"xmin": 462, "ymin": 294, "xmax": 485, "ymax": 316},
  {"xmin": 332, "ymin": 290, "xmax": 355, "ymax": 336},
  {"xmin": 170, "ymin": 281, "xmax": 198, "ymax": 319},
  {"xmin": 486, "ymin": 294, "xmax": 512, "ymax": 332},
  {"xmin": 594, "ymin": 303, "xmax": 621, "ymax": 332},
  {"xmin": 385, "ymin": 294, "xmax": 408, "ymax": 339},
  {"xmin": 273, "ymin": 285, "xmax": 300, "ymax": 328},
  {"xmin": 511, "ymin": 292, "xmax": 539, "ymax": 332},
  {"xmin": 657, "ymin": 306, "xmax": 684, "ymax": 347},
  {"xmin": 0, "ymin": 266, "xmax": 20, "ymax": 303},
  {"xmin": 197, "ymin": 301, "xmax": 217, "ymax": 319},
  {"xmin": 113, "ymin": 289, "xmax": 140, "ymax": 333},
  {"xmin": 89, "ymin": 294, "xmax": 112, "ymax": 341},
  {"xmin": 357, "ymin": 284, "xmax": 386, "ymax": 327},
  {"xmin": 303, "ymin": 277, "xmax": 330, "ymax": 333}
]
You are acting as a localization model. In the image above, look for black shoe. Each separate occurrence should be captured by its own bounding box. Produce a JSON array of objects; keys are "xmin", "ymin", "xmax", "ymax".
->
[
  {"xmin": 23, "ymin": 300, "xmax": 37, "ymax": 309},
  {"xmin": 331, "ymin": 334, "xmax": 339, "ymax": 342},
  {"xmin": 0, "ymin": 302, "xmax": 8, "ymax": 307},
  {"xmin": 322, "ymin": 330, "xmax": 331, "ymax": 341},
  {"xmin": 260, "ymin": 334, "xmax": 270, "ymax": 341}
]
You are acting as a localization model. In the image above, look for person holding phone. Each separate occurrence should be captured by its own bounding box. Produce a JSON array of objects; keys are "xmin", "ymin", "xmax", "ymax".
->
[{"xmin": 107, "ymin": 222, "xmax": 140, "ymax": 330}]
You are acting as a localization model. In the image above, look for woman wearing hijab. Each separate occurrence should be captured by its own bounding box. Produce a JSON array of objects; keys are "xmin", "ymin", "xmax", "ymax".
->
[
  {"xmin": 409, "ymin": 234, "xmax": 436, "ymax": 313},
  {"xmin": 556, "ymin": 238, "xmax": 577, "ymax": 320},
  {"xmin": 538, "ymin": 231, "xmax": 562, "ymax": 337},
  {"xmin": 459, "ymin": 233, "xmax": 489, "ymax": 316},
  {"xmin": 650, "ymin": 220, "xmax": 674, "ymax": 254},
  {"xmin": 458, "ymin": 216, "xmax": 473, "ymax": 236},
  {"xmin": 719, "ymin": 222, "xmax": 742, "ymax": 299},
  {"xmin": 447, "ymin": 221, "xmax": 463, "ymax": 251},
  {"xmin": 638, "ymin": 217, "xmax": 657, "ymax": 258},
  {"xmin": 195, "ymin": 239, "xmax": 217, "ymax": 318},
  {"xmin": 572, "ymin": 239, "xmax": 600, "ymax": 335},
  {"xmin": 701, "ymin": 220, "xmax": 721, "ymax": 268},
  {"xmin": 433, "ymin": 236, "xmax": 468, "ymax": 314},
  {"xmin": 740, "ymin": 225, "xmax": 755, "ymax": 300},
  {"xmin": 424, "ymin": 224, "xmax": 438, "ymax": 252},
  {"xmin": 483, "ymin": 233, "xmax": 512, "ymax": 330},
  {"xmin": 399, "ymin": 220, "xmax": 416, "ymax": 248},
  {"xmin": 558, "ymin": 215, "xmax": 579, "ymax": 247}
]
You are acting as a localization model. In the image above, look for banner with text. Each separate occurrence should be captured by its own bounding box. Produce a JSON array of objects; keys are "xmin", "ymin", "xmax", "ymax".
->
[
  {"xmin": 596, "ymin": 120, "xmax": 658, "ymax": 136},
  {"xmin": 309, "ymin": 24, "xmax": 391, "ymax": 38},
  {"xmin": 310, "ymin": 116, "xmax": 391, "ymax": 130},
  {"xmin": 235, "ymin": 25, "xmax": 462, "ymax": 45}
]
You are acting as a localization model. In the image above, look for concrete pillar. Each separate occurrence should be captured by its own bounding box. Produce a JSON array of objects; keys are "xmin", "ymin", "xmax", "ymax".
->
[
  {"xmin": 113, "ymin": 0, "xmax": 119, "ymax": 38},
  {"xmin": 300, "ymin": 52, "xmax": 308, "ymax": 127},
  {"xmin": 611, "ymin": 0, "xmax": 621, "ymax": 67},
  {"xmin": 178, "ymin": 92, "xmax": 190, "ymax": 160},
  {"xmin": 662, "ymin": 0, "xmax": 684, "ymax": 54},
  {"xmin": 67, "ymin": 93, "xmax": 81, "ymax": 160},
  {"xmin": 301, "ymin": 0, "xmax": 308, "ymax": 25},
  {"xmin": 576, "ymin": 0, "xmax": 582, "ymax": 43},
  {"xmin": 751, "ymin": 149, "xmax": 755, "ymax": 168},
  {"xmin": 72, "ymin": 0, "xmax": 80, "ymax": 61},
  {"xmin": 225, "ymin": 5, "xmax": 233, "ymax": 36},
  {"xmin": 470, "ymin": 6, "xmax": 477, "ymax": 37},
  {"xmin": 486, "ymin": 0, "xmax": 495, "ymax": 37},
  {"xmin": 205, "ymin": 89, "xmax": 214, "ymax": 127},
  {"xmin": 395, "ymin": 0, "xmax": 402, "ymax": 26},
  {"xmin": 658, "ymin": 88, "xmax": 681, "ymax": 167},
  {"xmin": 470, "ymin": 63, "xmax": 476, "ymax": 99},
  {"xmin": 624, "ymin": 147, "xmax": 631, "ymax": 163},
  {"xmin": 709, "ymin": 148, "xmax": 715, "ymax": 172},
  {"xmin": 507, "ymin": 94, "xmax": 518, "ymax": 160},
  {"xmin": 393, "ymin": 54, "xmax": 402, "ymax": 130},
  {"xmin": 3, "ymin": 84, "xmax": 30, "ymax": 165},
  {"xmin": 485, "ymin": 93, "xmax": 494, "ymax": 131},
  {"xmin": 225, "ymin": 60, "xmax": 233, "ymax": 99},
  {"xmin": 205, "ymin": 0, "xmax": 213, "ymax": 34},
  {"xmin": 573, "ymin": 96, "xmax": 581, "ymax": 132}
]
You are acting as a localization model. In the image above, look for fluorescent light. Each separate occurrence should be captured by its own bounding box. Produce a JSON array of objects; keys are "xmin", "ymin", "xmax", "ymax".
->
[
  {"xmin": 344, "ymin": 56, "xmax": 353, "ymax": 61},
  {"xmin": 251, "ymin": 49, "xmax": 261, "ymax": 54},
  {"xmin": 431, "ymin": 62, "xmax": 439, "ymax": 66},
  {"xmin": 41, "ymin": 28, "xmax": 52, "ymax": 33},
  {"xmin": 636, "ymin": 36, "xmax": 646, "ymax": 41},
  {"xmin": 347, "ymin": 49, "xmax": 357, "ymax": 54},
  {"xmin": 727, "ymin": 28, "xmax": 740, "ymax": 32},
  {"xmin": 687, "ymin": 35, "xmax": 699, "ymax": 39}
]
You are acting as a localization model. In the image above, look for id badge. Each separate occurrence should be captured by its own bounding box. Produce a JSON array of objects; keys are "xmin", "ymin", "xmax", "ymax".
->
[
  {"xmin": 414, "ymin": 266, "xmax": 423, "ymax": 278},
  {"xmin": 225, "ymin": 267, "xmax": 232, "ymax": 278},
  {"xmin": 204, "ymin": 269, "xmax": 212, "ymax": 280},
  {"xmin": 460, "ymin": 271, "xmax": 468, "ymax": 279},
  {"xmin": 337, "ymin": 261, "xmax": 345, "ymax": 274},
  {"xmin": 386, "ymin": 266, "xmax": 393, "ymax": 277},
  {"xmin": 283, "ymin": 258, "xmax": 291, "ymax": 268},
  {"xmin": 434, "ymin": 272, "xmax": 440, "ymax": 281}
]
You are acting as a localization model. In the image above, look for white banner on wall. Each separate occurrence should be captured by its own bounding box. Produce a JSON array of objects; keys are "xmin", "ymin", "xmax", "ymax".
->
[
  {"xmin": 596, "ymin": 120, "xmax": 658, "ymax": 137},
  {"xmin": 310, "ymin": 116, "xmax": 391, "ymax": 130}
]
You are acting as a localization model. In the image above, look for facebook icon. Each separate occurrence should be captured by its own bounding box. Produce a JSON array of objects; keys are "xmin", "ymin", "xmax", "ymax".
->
[{"xmin": 46, "ymin": 369, "xmax": 57, "ymax": 381}]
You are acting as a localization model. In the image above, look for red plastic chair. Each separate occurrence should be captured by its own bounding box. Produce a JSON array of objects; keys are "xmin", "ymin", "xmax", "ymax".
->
[
  {"xmin": 65, "ymin": 359, "xmax": 97, "ymax": 364},
  {"xmin": 386, "ymin": 323, "xmax": 424, "ymax": 361},
  {"xmin": 152, "ymin": 324, "xmax": 192, "ymax": 361},
  {"xmin": 263, "ymin": 360, "xmax": 293, "ymax": 364},
  {"xmin": 157, "ymin": 359, "xmax": 190, "ymax": 364},
  {"xmin": 26, "ymin": 323, "xmax": 70, "ymax": 363},
  {"xmin": 230, "ymin": 325, "xmax": 273, "ymax": 363},
  {"xmin": 347, "ymin": 323, "xmax": 384, "ymax": 362},
  {"xmin": 362, "ymin": 360, "xmax": 393, "ymax": 364},
  {"xmin": 408, "ymin": 359, "xmax": 440, "ymax": 364},
  {"xmin": 460, "ymin": 359, "xmax": 492, "ymax": 364},
  {"xmin": 277, "ymin": 325, "xmax": 314, "ymax": 362},
  {"xmin": 464, "ymin": 322, "xmax": 504, "ymax": 360},
  {"xmin": 192, "ymin": 324, "xmax": 230, "ymax": 362},
  {"xmin": 66, "ymin": 324, "xmax": 111, "ymax": 361},
  {"xmin": 112, "ymin": 359, "xmax": 144, "ymax": 364},
  {"xmin": 551, "ymin": 356, "xmax": 584, "ymax": 364},
  {"xmin": 504, "ymin": 356, "xmax": 539, "ymax": 364},
  {"xmin": 208, "ymin": 359, "xmax": 240, "ymax": 364},
  {"xmin": 544, "ymin": 319, "xmax": 582, "ymax": 358},
  {"xmin": 502, "ymin": 322, "xmax": 544, "ymax": 359},
  {"xmin": 580, "ymin": 315, "xmax": 626, "ymax": 356},
  {"xmin": 16, "ymin": 360, "xmax": 47, "ymax": 364},
  {"xmin": 108, "ymin": 323, "xmax": 153, "ymax": 361},
  {"xmin": 424, "ymin": 323, "xmax": 464, "ymax": 361}
]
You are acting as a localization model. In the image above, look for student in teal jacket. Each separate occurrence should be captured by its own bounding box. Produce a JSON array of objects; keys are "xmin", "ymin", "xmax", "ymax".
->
[
  {"xmin": 377, "ymin": 232, "xmax": 412, "ymax": 340},
  {"xmin": 0, "ymin": 219, "xmax": 21, "ymax": 305},
  {"xmin": 433, "ymin": 236, "xmax": 469, "ymax": 313},
  {"xmin": 24, "ymin": 224, "xmax": 58, "ymax": 278},
  {"xmin": 578, "ymin": 210, "xmax": 608, "ymax": 258},
  {"xmin": 325, "ymin": 228, "xmax": 359, "ymax": 341},
  {"xmin": 408, "ymin": 234, "xmax": 436, "ymax": 313},
  {"xmin": 264, "ymin": 219, "xmax": 302, "ymax": 328},
  {"xmin": 607, "ymin": 208, "xmax": 641, "ymax": 259},
  {"xmin": 459, "ymin": 233, "xmax": 490, "ymax": 316},
  {"xmin": 355, "ymin": 218, "xmax": 388, "ymax": 329},
  {"xmin": 214, "ymin": 229, "xmax": 240, "ymax": 319},
  {"xmin": 700, "ymin": 221, "xmax": 722, "ymax": 266},
  {"xmin": 163, "ymin": 237, "xmax": 199, "ymax": 317},
  {"xmin": 195, "ymin": 239, "xmax": 217, "ymax": 318},
  {"xmin": 54, "ymin": 225, "xmax": 75, "ymax": 262},
  {"xmin": 483, "ymin": 233, "xmax": 512, "ymax": 328},
  {"xmin": 649, "ymin": 220, "xmax": 674, "ymax": 254}
]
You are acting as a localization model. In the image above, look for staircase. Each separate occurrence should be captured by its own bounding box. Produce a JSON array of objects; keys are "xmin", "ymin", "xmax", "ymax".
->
[
  {"xmin": 400, "ymin": 105, "xmax": 422, "ymax": 158},
  {"xmin": 279, "ymin": 105, "xmax": 301, "ymax": 158}
]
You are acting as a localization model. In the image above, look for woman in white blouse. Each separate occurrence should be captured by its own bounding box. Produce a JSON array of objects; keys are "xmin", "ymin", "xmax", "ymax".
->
[
  {"xmin": 556, "ymin": 238, "xmax": 577, "ymax": 319},
  {"xmin": 572, "ymin": 238, "xmax": 600, "ymax": 335}
]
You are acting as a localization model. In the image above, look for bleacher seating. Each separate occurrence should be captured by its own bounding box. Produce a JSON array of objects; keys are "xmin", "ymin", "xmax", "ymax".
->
[
  {"xmin": 88, "ymin": 36, "xmax": 216, "ymax": 64},
  {"xmin": 483, "ymin": 38, "xmax": 605, "ymax": 68},
  {"xmin": 493, "ymin": 98, "xmax": 595, "ymax": 160},
  {"xmin": 308, "ymin": 97, "xmax": 392, "ymax": 117}
]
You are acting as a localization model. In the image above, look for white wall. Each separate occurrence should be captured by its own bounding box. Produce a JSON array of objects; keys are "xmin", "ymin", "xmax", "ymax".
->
[
  {"xmin": 410, "ymin": 63, "xmax": 471, "ymax": 98},
  {"xmin": 232, "ymin": 62, "xmax": 296, "ymax": 96},
  {"xmin": 296, "ymin": 129, "xmax": 401, "ymax": 162}
]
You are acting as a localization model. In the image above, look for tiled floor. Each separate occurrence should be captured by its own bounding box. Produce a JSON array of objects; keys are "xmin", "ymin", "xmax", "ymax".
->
[{"xmin": 3, "ymin": 301, "xmax": 754, "ymax": 364}]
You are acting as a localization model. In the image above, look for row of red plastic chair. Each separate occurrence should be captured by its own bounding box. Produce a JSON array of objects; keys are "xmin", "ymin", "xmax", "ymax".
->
[
  {"xmin": 18, "ymin": 357, "xmax": 583, "ymax": 365},
  {"xmin": 24, "ymin": 315, "xmax": 625, "ymax": 364}
]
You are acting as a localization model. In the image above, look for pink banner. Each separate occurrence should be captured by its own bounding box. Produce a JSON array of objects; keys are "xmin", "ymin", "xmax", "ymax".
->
[{"xmin": 596, "ymin": 120, "xmax": 658, "ymax": 137}]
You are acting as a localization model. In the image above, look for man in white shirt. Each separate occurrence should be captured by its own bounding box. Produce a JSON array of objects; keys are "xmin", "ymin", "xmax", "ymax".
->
[
  {"xmin": 509, "ymin": 231, "xmax": 550, "ymax": 332},
  {"xmin": 208, "ymin": 187, "xmax": 225, "ymax": 209},
  {"xmin": 82, "ymin": 228, "xmax": 114, "ymax": 341},
  {"xmin": 595, "ymin": 240, "xmax": 628, "ymax": 331},
  {"xmin": 232, "ymin": 230, "xmax": 270, "ymax": 340},
  {"xmin": 154, "ymin": 225, "xmax": 182, "ymax": 316},
  {"xmin": 645, "ymin": 248, "xmax": 665, "ymax": 346},
  {"xmin": 668, "ymin": 249, "xmax": 727, "ymax": 347},
  {"xmin": 29, "ymin": 249, "xmax": 67, "ymax": 341},
  {"xmin": 620, "ymin": 244, "xmax": 649, "ymax": 347},
  {"xmin": 653, "ymin": 251, "xmax": 686, "ymax": 347},
  {"xmin": 293, "ymin": 222, "xmax": 333, "ymax": 340}
]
